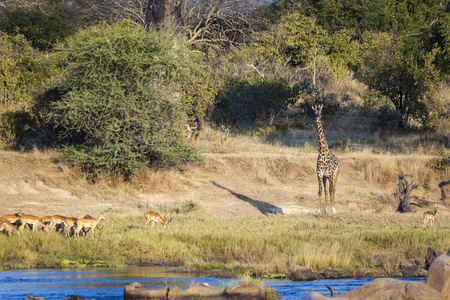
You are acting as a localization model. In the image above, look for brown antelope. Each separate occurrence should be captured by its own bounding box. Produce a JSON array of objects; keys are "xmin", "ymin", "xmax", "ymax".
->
[
  {"xmin": 1, "ymin": 211, "xmax": 22, "ymax": 226},
  {"xmin": 63, "ymin": 216, "xmax": 78, "ymax": 237},
  {"xmin": 74, "ymin": 214, "xmax": 106, "ymax": 237},
  {"xmin": 50, "ymin": 215, "xmax": 67, "ymax": 235},
  {"xmin": 144, "ymin": 211, "xmax": 173, "ymax": 229},
  {"xmin": 82, "ymin": 215, "xmax": 103, "ymax": 236},
  {"xmin": 41, "ymin": 216, "xmax": 52, "ymax": 229},
  {"xmin": 423, "ymin": 208, "xmax": 438, "ymax": 229},
  {"xmin": 0, "ymin": 218, "xmax": 19, "ymax": 236},
  {"xmin": 18, "ymin": 213, "xmax": 48, "ymax": 232}
]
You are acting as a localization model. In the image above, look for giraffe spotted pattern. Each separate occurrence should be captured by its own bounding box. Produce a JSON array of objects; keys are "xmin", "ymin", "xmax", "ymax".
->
[{"xmin": 313, "ymin": 104, "xmax": 339, "ymax": 215}]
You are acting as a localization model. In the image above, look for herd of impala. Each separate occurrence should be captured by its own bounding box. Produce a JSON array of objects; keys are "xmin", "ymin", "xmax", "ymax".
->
[
  {"xmin": 0, "ymin": 206, "xmax": 436, "ymax": 236},
  {"xmin": 0, "ymin": 210, "xmax": 173, "ymax": 237}
]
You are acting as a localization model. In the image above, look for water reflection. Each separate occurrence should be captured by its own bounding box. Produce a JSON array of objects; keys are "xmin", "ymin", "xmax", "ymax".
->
[{"xmin": 0, "ymin": 267, "xmax": 425, "ymax": 300}]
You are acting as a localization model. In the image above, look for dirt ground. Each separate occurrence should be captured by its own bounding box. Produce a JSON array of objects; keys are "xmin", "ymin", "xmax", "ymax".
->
[{"xmin": 0, "ymin": 145, "xmax": 446, "ymax": 222}]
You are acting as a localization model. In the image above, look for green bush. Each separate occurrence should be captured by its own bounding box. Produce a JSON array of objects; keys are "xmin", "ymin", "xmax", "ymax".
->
[
  {"xmin": 0, "ymin": 32, "xmax": 59, "ymax": 104},
  {"xmin": 373, "ymin": 105, "xmax": 402, "ymax": 133},
  {"xmin": 214, "ymin": 79, "xmax": 295, "ymax": 127},
  {"xmin": 34, "ymin": 22, "xmax": 208, "ymax": 179},
  {"xmin": 0, "ymin": 110, "xmax": 37, "ymax": 147},
  {"xmin": 0, "ymin": 4, "xmax": 76, "ymax": 51}
]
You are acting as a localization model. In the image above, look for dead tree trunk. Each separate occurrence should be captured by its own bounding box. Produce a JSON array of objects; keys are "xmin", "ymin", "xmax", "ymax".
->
[
  {"xmin": 143, "ymin": 0, "xmax": 181, "ymax": 29},
  {"xmin": 396, "ymin": 173, "xmax": 421, "ymax": 213}
]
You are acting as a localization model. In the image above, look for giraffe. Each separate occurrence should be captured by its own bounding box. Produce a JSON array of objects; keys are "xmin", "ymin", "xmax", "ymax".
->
[{"xmin": 313, "ymin": 104, "xmax": 339, "ymax": 215}]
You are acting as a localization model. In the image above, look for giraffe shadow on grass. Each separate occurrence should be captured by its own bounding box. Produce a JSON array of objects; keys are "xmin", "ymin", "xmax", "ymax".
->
[{"xmin": 210, "ymin": 181, "xmax": 283, "ymax": 215}]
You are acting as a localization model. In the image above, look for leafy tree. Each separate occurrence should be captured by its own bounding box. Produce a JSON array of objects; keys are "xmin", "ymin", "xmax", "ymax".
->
[
  {"xmin": 0, "ymin": 1, "xmax": 77, "ymax": 51},
  {"xmin": 279, "ymin": 12, "xmax": 326, "ymax": 68},
  {"xmin": 214, "ymin": 79, "xmax": 296, "ymax": 126},
  {"xmin": 0, "ymin": 32, "xmax": 59, "ymax": 104},
  {"xmin": 34, "ymin": 22, "xmax": 208, "ymax": 179},
  {"xmin": 357, "ymin": 31, "xmax": 441, "ymax": 129},
  {"xmin": 322, "ymin": 29, "xmax": 361, "ymax": 74}
]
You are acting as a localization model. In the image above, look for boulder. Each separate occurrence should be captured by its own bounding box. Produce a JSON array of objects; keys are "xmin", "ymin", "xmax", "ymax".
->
[
  {"xmin": 167, "ymin": 285, "xmax": 195, "ymax": 299},
  {"xmin": 186, "ymin": 283, "xmax": 223, "ymax": 297},
  {"xmin": 124, "ymin": 282, "xmax": 281, "ymax": 300},
  {"xmin": 399, "ymin": 262, "xmax": 420, "ymax": 278},
  {"xmin": 23, "ymin": 297, "xmax": 45, "ymax": 300},
  {"xmin": 301, "ymin": 292, "xmax": 335, "ymax": 300},
  {"xmin": 425, "ymin": 255, "xmax": 450, "ymax": 298},
  {"xmin": 425, "ymin": 246, "xmax": 441, "ymax": 270},
  {"xmin": 223, "ymin": 285, "xmax": 281, "ymax": 300},
  {"xmin": 322, "ymin": 269, "xmax": 343, "ymax": 279},
  {"xmin": 124, "ymin": 282, "xmax": 168, "ymax": 300},
  {"xmin": 335, "ymin": 278, "xmax": 444, "ymax": 300},
  {"xmin": 291, "ymin": 266, "xmax": 316, "ymax": 281}
]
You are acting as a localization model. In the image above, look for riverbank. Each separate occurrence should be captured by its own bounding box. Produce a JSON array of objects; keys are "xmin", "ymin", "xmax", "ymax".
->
[
  {"xmin": 0, "ymin": 133, "xmax": 449, "ymax": 278},
  {"xmin": 1, "ymin": 210, "xmax": 448, "ymax": 279}
]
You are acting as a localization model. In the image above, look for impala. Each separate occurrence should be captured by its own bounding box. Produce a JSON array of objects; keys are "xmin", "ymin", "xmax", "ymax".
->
[
  {"xmin": 82, "ymin": 215, "xmax": 103, "ymax": 236},
  {"xmin": 18, "ymin": 213, "xmax": 48, "ymax": 232},
  {"xmin": 49, "ymin": 215, "xmax": 72, "ymax": 236},
  {"xmin": 0, "ymin": 218, "xmax": 19, "ymax": 236},
  {"xmin": 41, "ymin": 216, "xmax": 52, "ymax": 228},
  {"xmin": 423, "ymin": 208, "xmax": 438, "ymax": 229},
  {"xmin": 1, "ymin": 211, "xmax": 22, "ymax": 226},
  {"xmin": 144, "ymin": 211, "xmax": 173, "ymax": 229},
  {"xmin": 64, "ymin": 217, "xmax": 78, "ymax": 237},
  {"xmin": 74, "ymin": 214, "xmax": 106, "ymax": 237}
]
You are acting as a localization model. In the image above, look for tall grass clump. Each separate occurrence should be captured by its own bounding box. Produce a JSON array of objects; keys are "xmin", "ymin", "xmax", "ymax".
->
[{"xmin": 297, "ymin": 242, "xmax": 353, "ymax": 270}]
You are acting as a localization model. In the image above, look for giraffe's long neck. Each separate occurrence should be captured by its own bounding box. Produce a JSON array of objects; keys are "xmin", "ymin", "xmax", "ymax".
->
[{"xmin": 316, "ymin": 117, "xmax": 329, "ymax": 154}]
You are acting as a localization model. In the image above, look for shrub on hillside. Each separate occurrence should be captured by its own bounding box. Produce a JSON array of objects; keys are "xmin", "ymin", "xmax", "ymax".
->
[
  {"xmin": 0, "ymin": 110, "xmax": 37, "ymax": 147},
  {"xmin": 34, "ymin": 22, "xmax": 210, "ymax": 179},
  {"xmin": 213, "ymin": 79, "xmax": 296, "ymax": 127},
  {"xmin": 0, "ymin": 32, "xmax": 59, "ymax": 104},
  {"xmin": 373, "ymin": 105, "xmax": 402, "ymax": 133},
  {"xmin": 0, "ymin": 4, "xmax": 76, "ymax": 51}
]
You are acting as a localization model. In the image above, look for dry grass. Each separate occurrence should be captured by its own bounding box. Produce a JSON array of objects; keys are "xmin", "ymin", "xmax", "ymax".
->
[
  {"xmin": 0, "ymin": 119, "xmax": 449, "ymax": 277},
  {"xmin": 1, "ymin": 210, "xmax": 447, "ymax": 278}
]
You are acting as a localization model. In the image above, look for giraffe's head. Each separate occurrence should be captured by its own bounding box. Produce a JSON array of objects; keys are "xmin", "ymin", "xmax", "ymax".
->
[{"xmin": 312, "ymin": 104, "xmax": 323, "ymax": 119}]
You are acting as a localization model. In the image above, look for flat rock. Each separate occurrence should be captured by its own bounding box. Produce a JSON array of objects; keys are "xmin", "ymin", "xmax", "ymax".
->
[
  {"xmin": 124, "ymin": 282, "xmax": 168, "ymax": 300},
  {"xmin": 291, "ymin": 266, "xmax": 316, "ymax": 281},
  {"xmin": 223, "ymin": 285, "xmax": 281, "ymax": 300},
  {"xmin": 301, "ymin": 292, "xmax": 335, "ymax": 300},
  {"xmin": 186, "ymin": 283, "xmax": 223, "ymax": 297},
  {"xmin": 335, "ymin": 278, "xmax": 444, "ymax": 300}
]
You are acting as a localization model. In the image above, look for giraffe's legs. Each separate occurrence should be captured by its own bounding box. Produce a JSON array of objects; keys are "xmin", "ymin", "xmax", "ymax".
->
[
  {"xmin": 330, "ymin": 168, "xmax": 339, "ymax": 215},
  {"xmin": 322, "ymin": 177, "xmax": 328, "ymax": 214},
  {"xmin": 317, "ymin": 176, "xmax": 323, "ymax": 215}
]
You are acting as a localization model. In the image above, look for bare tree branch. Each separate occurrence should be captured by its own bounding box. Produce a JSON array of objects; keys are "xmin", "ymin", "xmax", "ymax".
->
[{"xmin": 183, "ymin": 0, "xmax": 265, "ymax": 53}]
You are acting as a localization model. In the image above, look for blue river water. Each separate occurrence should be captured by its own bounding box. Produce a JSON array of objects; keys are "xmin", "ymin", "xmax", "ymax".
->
[{"xmin": 0, "ymin": 267, "xmax": 425, "ymax": 300}]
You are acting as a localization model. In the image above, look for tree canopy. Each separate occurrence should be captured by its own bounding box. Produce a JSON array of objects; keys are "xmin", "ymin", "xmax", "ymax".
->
[
  {"xmin": 0, "ymin": 0, "xmax": 449, "ymax": 179},
  {"xmin": 34, "ymin": 22, "xmax": 207, "ymax": 179}
]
